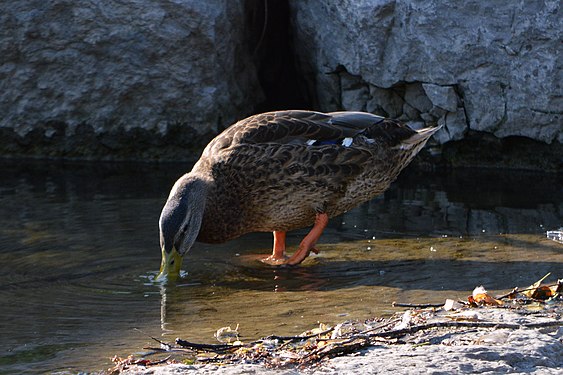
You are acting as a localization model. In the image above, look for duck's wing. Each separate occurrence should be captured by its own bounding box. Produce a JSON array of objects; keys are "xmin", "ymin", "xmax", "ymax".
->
[
  {"xmin": 239, "ymin": 110, "xmax": 393, "ymax": 145},
  {"xmin": 205, "ymin": 111, "xmax": 378, "ymax": 152},
  {"xmin": 203, "ymin": 111, "xmax": 384, "ymax": 195}
]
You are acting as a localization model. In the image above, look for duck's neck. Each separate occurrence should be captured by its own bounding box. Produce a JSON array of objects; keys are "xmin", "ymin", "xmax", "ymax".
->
[{"xmin": 169, "ymin": 173, "xmax": 210, "ymax": 202}]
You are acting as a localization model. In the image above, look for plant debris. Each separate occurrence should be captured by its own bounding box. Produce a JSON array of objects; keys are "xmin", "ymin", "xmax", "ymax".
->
[
  {"xmin": 214, "ymin": 324, "xmax": 241, "ymax": 344},
  {"xmin": 108, "ymin": 355, "xmax": 173, "ymax": 375},
  {"xmin": 107, "ymin": 274, "xmax": 563, "ymax": 374}
]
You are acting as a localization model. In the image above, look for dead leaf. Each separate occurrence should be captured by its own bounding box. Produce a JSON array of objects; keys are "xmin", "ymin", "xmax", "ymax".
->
[
  {"xmin": 469, "ymin": 286, "xmax": 503, "ymax": 306},
  {"xmin": 531, "ymin": 285, "xmax": 555, "ymax": 300},
  {"xmin": 520, "ymin": 273, "xmax": 559, "ymax": 301},
  {"xmin": 521, "ymin": 273, "xmax": 550, "ymax": 298}
]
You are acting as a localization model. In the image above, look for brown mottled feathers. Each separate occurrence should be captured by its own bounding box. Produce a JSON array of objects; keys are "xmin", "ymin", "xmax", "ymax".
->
[
  {"xmin": 206, "ymin": 111, "xmax": 414, "ymax": 153},
  {"xmin": 193, "ymin": 110, "xmax": 438, "ymax": 243}
]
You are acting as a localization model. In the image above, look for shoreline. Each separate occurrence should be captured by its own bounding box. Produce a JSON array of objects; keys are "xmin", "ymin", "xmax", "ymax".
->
[{"xmin": 115, "ymin": 303, "xmax": 562, "ymax": 375}]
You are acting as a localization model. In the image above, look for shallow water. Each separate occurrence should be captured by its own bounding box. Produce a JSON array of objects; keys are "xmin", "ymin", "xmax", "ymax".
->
[{"xmin": 0, "ymin": 160, "xmax": 561, "ymax": 374}]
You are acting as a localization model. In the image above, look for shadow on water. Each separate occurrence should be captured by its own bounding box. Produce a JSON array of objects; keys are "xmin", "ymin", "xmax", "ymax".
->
[
  {"xmin": 219, "ymin": 258, "xmax": 563, "ymax": 293},
  {"xmin": 0, "ymin": 159, "xmax": 561, "ymax": 373}
]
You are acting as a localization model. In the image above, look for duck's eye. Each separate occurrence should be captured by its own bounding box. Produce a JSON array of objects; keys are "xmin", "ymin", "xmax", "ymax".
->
[{"xmin": 170, "ymin": 259, "xmax": 175, "ymax": 265}]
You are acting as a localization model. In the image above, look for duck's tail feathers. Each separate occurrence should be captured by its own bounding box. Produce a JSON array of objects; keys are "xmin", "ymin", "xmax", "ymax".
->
[{"xmin": 397, "ymin": 124, "xmax": 442, "ymax": 150}]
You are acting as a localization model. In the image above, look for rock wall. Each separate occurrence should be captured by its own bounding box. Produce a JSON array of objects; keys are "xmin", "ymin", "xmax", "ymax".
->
[
  {"xmin": 0, "ymin": 0, "xmax": 262, "ymax": 159},
  {"xmin": 289, "ymin": 0, "xmax": 562, "ymax": 145},
  {"xmin": 0, "ymin": 0, "xmax": 560, "ymax": 163}
]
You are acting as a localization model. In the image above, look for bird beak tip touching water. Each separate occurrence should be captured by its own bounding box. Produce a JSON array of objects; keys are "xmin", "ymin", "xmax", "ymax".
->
[{"xmin": 156, "ymin": 246, "xmax": 183, "ymax": 282}]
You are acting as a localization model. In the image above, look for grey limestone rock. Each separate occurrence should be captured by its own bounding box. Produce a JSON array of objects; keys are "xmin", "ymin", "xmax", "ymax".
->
[
  {"xmin": 422, "ymin": 84, "xmax": 458, "ymax": 113},
  {"xmin": 0, "ymin": 0, "xmax": 262, "ymax": 158},
  {"xmin": 290, "ymin": 0, "xmax": 562, "ymax": 144}
]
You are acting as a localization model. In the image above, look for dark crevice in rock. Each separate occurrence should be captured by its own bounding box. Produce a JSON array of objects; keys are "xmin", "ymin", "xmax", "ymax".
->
[
  {"xmin": 453, "ymin": 83, "xmax": 471, "ymax": 132},
  {"xmin": 245, "ymin": 0, "xmax": 311, "ymax": 112}
]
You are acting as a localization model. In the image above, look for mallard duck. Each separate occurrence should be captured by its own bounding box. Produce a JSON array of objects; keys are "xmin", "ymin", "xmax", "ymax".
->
[{"xmin": 157, "ymin": 110, "xmax": 440, "ymax": 280}]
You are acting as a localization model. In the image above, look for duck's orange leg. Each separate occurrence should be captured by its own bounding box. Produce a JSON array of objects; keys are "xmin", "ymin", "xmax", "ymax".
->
[
  {"xmin": 286, "ymin": 213, "xmax": 328, "ymax": 266},
  {"xmin": 272, "ymin": 231, "xmax": 286, "ymax": 259},
  {"xmin": 261, "ymin": 231, "xmax": 288, "ymax": 265}
]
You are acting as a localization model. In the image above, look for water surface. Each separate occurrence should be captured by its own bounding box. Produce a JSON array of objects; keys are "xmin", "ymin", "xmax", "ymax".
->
[{"xmin": 0, "ymin": 160, "xmax": 561, "ymax": 374}]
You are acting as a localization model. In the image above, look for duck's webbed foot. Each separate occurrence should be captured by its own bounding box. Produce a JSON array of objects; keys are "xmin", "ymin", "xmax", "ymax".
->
[
  {"xmin": 261, "ymin": 255, "xmax": 289, "ymax": 265},
  {"xmin": 261, "ymin": 231, "xmax": 288, "ymax": 265},
  {"xmin": 285, "ymin": 213, "xmax": 328, "ymax": 266}
]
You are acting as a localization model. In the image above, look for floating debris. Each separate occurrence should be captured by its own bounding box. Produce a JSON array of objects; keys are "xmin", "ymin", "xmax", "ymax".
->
[
  {"xmin": 214, "ymin": 324, "xmax": 240, "ymax": 344},
  {"xmin": 546, "ymin": 228, "xmax": 563, "ymax": 244}
]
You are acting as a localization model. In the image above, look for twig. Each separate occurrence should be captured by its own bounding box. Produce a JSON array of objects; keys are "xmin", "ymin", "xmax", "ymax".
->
[
  {"xmin": 367, "ymin": 320, "xmax": 563, "ymax": 339},
  {"xmin": 392, "ymin": 301, "xmax": 445, "ymax": 308},
  {"xmin": 146, "ymin": 356, "xmax": 172, "ymax": 366},
  {"xmin": 355, "ymin": 318, "xmax": 401, "ymax": 336},
  {"xmin": 495, "ymin": 287, "xmax": 520, "ymax": 300},
  {"xmin": 196, "ymin": 354, "xmax": 226, "ymax": 363},
  {"xmin": 302, "ymin": 337, "xmax": 370, "ymax": 363},
  {"xmin": 173, "ymin": 327, "xmax": 334, "ymax": 355},
  {"xmin": 142, "ymin": 346, "xmax": 194, "ymax": 354},
  {"xmin": 262, "ymin": 326, "xmax": 335, "ymax": 342},
  {"xmin": 175, "ymin": 338, "xmax": 243, "ymax": 352}
]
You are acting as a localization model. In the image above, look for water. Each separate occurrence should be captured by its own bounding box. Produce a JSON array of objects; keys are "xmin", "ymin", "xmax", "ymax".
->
[{"xmin": 0, "ymin": 160, "xmax": 561, "ymax": 374}]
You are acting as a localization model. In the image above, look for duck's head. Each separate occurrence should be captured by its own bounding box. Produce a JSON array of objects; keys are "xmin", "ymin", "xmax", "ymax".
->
[{"xmin": 156, "ymin": 175, "xmax": 207, "ymax": 282}]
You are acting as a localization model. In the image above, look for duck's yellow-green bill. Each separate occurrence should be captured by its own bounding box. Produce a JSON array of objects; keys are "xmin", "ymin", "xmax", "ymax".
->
[{"xmin": 156, "ymin": 246, "xmax": 183, "ymax": 282}]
